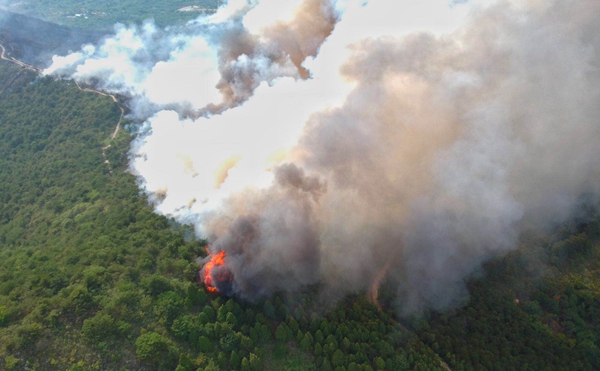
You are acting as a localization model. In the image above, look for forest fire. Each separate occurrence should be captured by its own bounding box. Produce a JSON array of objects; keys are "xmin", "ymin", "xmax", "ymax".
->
[{"xmin": 201, "ymin": 249, "xmax": 230, "ymax": 293}]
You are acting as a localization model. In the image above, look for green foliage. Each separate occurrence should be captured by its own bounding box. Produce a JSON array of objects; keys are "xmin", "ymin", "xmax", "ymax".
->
[
  {"xmin": 276, "ymin": 323, "xmax": 291, "ymax": 343},
  {"xmin": 241, "ymin": 356, "xmax": 250, "ymax": 371},
  {"xmin": 301, "ymin": 331, "xmax": 314, "ymax": 352},
  {"xmin": 415, "ymin": 223, "xmax": 600, "ymax": 370},
  {"xmin": 67, "ymin": 284, "xmax": 96, "ymax": 314},
  {"xmin": 135, "ymin": 331, "xmax": 169, "ymax": 364},
  {"xmin": 187, "ymin": 283, "xmax": 207, "ymax": 306},
  {"xmin": 332, "ymin": 349, "xmax": 345, "ymax": 368},
  {"xmin": 142, "ymin": 274, "xmax": 173, "ymax": 297},
  {"xmin": 16, "ymin": 323, "xmax": 43, "ymax": 349},
  {"xmin": 373, "ymin": 356, "xmax": 385, "ymax": 370},
  {"xmin": 315, "ymin": 329, "xmax": 325, "ymax": 344},
  {"xmin": 226, "ymin": 312, "xmax": 238, "ymax": 327},
  {"xmin": 198, "ymin": 311, "xmax": 210, "ymax": 325},
  {"xmin": 0, "ymin": 305, "xmax": 8, "ymax": 327},
  {"xmin": 259, "ymin": 323, "xmax": 271, "ymax": 342},
  {"xmin": 81, "ymin": 312, "xmax": 130, "ymax": 342},
  {"xmin": 203, "ymin": 305, "xmax": 215, "ymax": 321},
  {"xmin": 220, "ymin": 331, "xmax": 240, "ymax": 352},
  {"xmin": 230, "ymin": 350, "xmax": 242, "ymax": 370},
  {"xmin": 198, "ymin": 335, "xmax": 212, "ymax": 353},
  {"xmin": 154, "ymin": 290, "xmax": 183, "ymax": 325},
  {"xmin": 315, "ymin": 342, "xmax": 323, "ymax": 357},
  {"xmin": 171, "ymin": 314, "xmax": 201, "ymax": 342},
  {"xmin": 175, "ymin": 353, "xmax": 195, "ymax": 371}
]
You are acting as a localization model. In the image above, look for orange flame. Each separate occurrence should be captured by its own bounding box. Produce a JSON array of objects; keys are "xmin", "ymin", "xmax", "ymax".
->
[{"xmin": 203, "ymin": 250, "xmax": 227, "ymax": 293}]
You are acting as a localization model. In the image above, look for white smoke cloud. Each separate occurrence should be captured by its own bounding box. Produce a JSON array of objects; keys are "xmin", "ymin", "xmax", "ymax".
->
[{"xmin": 46, "ymin": 0, "xmax": 600, "ymax": 313}]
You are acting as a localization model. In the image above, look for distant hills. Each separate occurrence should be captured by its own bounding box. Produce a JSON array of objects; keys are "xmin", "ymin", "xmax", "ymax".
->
[{"xmin": 0, "ymin": 10, "xmax": 105, "ymax": 68}]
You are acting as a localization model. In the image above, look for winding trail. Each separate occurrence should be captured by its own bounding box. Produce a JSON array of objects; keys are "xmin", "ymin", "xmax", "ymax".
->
[
  {"xmin": 1, "ymin": 42, "xmax": 123, "ymax": 174},
  {"xmin": 0, "ymin": 43, "xmax": 38, "ymax": 96},
  {"xmin": 75, "ymin": 81, "xmax": 125, "ymax": 140},
  {"xmin": 75, "ymin": 81, "xmax": 125, "ymax": 175},
  {"xmin": 0, "ymin": 43, "xmax": 41, "ymax": 73}
]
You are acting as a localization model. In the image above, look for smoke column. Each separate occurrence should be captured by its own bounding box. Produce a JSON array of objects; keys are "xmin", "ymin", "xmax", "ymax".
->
[{"xmin": 47, "ymin": 0, "xmax": 600, "ymax": 313}]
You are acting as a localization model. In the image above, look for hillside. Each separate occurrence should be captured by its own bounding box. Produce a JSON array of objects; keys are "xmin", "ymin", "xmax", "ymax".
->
[
  {"xmin": 0, "ymin": 59, "xmax": 448, "ymax": 371},
  {"xmin": 0, "ymin": 10, "xmax": 104, "ymax": 67},
  {"xmin": 0, "ymin": 0, "xmax": 220, "ymax": 31},
  {"xmin": 1, "ymin": 4, "xmax": 600, "ymax": 371},
  {"xmin": 1, "ymin": 55, "xmax": 599, "ymax": 370}
]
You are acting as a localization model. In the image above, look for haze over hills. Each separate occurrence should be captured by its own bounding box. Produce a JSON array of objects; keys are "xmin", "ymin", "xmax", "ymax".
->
[
  {"xmin": 0, "ymin": 0, "xmax": 220, "ymax": 30},
  {"xmin": 0, "ymin": 1, "xmax": 600, "ymax": 370},
  {"xmin": 0, "ymin": 9, "xmax": 104, "ymax": 67}
]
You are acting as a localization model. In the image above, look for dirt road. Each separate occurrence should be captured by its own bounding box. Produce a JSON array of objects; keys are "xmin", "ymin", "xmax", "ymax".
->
[{"xmin": 1, "ymin": 43, "xmax": 123, "ymax": 173}]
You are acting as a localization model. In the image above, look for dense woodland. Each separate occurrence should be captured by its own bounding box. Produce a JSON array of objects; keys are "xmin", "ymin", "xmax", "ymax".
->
[
  {"xmin": 1, "ymin": 8, "xmax": 600, "ymax": 370},
  {"xmin": 0, "ymin": 60, "xmax": 448, "ymax": 370}
]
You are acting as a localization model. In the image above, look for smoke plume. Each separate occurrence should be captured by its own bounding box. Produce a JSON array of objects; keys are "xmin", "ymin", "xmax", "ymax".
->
[{"xmin": 47, "ymin": 0, "xmax": 600, "ymax": 313}]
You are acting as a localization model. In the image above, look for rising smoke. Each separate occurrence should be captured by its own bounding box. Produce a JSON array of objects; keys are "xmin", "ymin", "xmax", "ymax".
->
[{"xmin": 47, "ymin": 0, "xmax": 600, "ymax": 313}]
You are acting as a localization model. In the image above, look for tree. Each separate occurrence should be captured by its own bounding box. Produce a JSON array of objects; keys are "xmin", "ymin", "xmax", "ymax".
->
[
  {"xmin": 82, "ymin": 313, "xmax": 129, "ymax": 342},
  {"xmin": 175, "ymin": 353, "xmax": 194, "ymax": 371},
  {"xmin": 326, "ymin": 334, "xmax": 339, "ymax": 349},
  {"xmin": 241, "ymin": 357, "xmax": 251, "ymax": 371},
  {"xmin": 287, "ymin": 316, "xmax": 299, "ymax": 333},
  {"xmin": 249, "ymin": 353, "xmax": 261, "ymax": 371},
  {"xmin": 374, "ymin": 357, "xmax": 386, "ymax": 370},
  {"xmin": 141, "ymin": 275, "xmax": 172, "ymax": 297},
  {"xmin": 276, "ymin": 323, "xmax": 290, "ymax": 343},
  {"xmin": 296, "ymin": 330, "xmax": 305, "ymax": 344},
  {"xmin": 342, "ymin": 337, "xmax": 351, "ymax": 352},
  {"xmin": 226, "ymin": 312, "xmax": 238, "ymax": 327},
  {"xmin": 220, "ymin": 332, "xmax": 240, "ymax": 352},
  {"xmin": 68, "ymin": 285, "xmax": 95, "ymax": 314},
  {"xmin": 154, "ymin": 291, "xmax": 183, "ymax": 325},
  {"xmin": 199, "ymin": 312, "xmax": 210, "ymax": 325},
  {"xmin": 0, "ymin": 305, "xmax": 8, "ymax": 327},
  {"xmin": 135, "ymin": 332, "xmax": 169, "ymax": 365},
  {"xmin": 315, "ymin": 329, "xmax": 325, "ymax": 344},
  {"xmin": 259, "ymin": 324, "xmax": 271, "ymax": 342},
  {"xmin": 321, "ymin": 321, "xmax": 331, "ymax": 336},
  {"xmin": 249, "ymin": 328, "xmax": 259, "ymax": 342},
  {"xmin": 230, "ymin": 350, "xmax": 242, "ymax": 370},
  {"xmin": 321, "ymin": 358, "xmax": 333, "ymax": 371},
  {"xmin": 187, "ymin": 284, "xmax": 207, "ymax": 306},
  {"xmin": 203, "ymin": 305, "xmax": 215, "ymax": 321},
  {"xmin": 171, "ymin": 314, "xmax": 201, "ymax": 342},
  {"xmin": 315, "ymin": 342, "xmax": 323, "ymax": 356},
  {"xmin": 198, "ymin": 335, "xmax": 212, "ymax": 353},
  {"xmin": 332, "ymin": 349, "xmax": 345, "ymax": 368},
  {"xmin": 301, "ymin": 332, "xmax": 314, "ymax": 352}
]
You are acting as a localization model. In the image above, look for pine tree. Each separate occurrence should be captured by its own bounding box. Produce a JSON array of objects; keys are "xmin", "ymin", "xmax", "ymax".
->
[{"xmin": 230, "ymin": 350, "xmax": 242, "ymax": 370}]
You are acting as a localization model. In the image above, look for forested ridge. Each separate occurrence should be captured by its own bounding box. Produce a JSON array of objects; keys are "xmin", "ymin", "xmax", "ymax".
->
[
  {"xmin": 0, "ymin": 60, "xmax": 446, "ymax": 370},
  {"xmin": 1, "ymin": 49, "xmax": 600, "ymax": 371}
]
